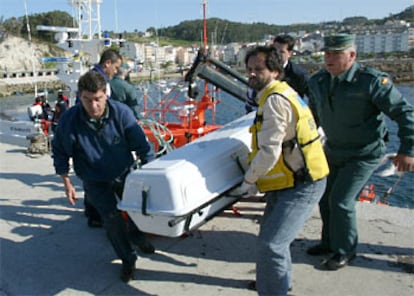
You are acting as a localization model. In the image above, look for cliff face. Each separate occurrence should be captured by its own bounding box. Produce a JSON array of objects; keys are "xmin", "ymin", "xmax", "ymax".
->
[
  {"xmin": 0, "ymin": 35, "xmax": 68, "ymax": 97},
  {"xmin": 0, "ymin": 35, "xmax": 67, "ymax": 72}
]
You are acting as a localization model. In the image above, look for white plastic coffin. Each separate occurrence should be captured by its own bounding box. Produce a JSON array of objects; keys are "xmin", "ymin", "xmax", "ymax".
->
[{"xmin": 118, "ymin": 112, "xmax": 254, "ymax": 237}]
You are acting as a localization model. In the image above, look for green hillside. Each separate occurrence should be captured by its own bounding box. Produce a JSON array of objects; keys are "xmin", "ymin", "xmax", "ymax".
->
[{"xmin": 1, "ymin": 5, "xmax": 413, "ymax": 45}]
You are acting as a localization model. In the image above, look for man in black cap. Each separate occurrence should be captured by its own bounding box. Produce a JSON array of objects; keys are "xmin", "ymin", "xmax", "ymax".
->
[{"xmin": 307, "ymin": 33, "xmax": 414, "ymax": 270}]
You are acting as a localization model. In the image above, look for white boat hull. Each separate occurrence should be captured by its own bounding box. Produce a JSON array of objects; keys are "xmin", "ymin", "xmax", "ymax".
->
[
  {"xmin": 118, "ymin": 112, "xmax": 255, "ymax": 237},
  {"xmin": 0, "ymin": 119, "xmax": 39, "ymax": 147}
]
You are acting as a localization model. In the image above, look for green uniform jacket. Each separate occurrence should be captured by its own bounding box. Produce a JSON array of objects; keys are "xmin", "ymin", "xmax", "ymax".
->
[
  {"xmin": 308, "ymin": 62, "xmax": 414, "ymax": 161},
  {"xmin": 110, "ymin": 76, "xmax": 140, "ymax": 119}
]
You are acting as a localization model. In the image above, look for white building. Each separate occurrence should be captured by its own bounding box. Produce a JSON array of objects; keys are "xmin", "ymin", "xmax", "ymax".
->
[
  {"xmin": 353, "ymin": 21, "xmax": 413, "ymax": 53},
  {"xmin": 222, "ymin": 43, "xmax": 242, "ymax": 65}
]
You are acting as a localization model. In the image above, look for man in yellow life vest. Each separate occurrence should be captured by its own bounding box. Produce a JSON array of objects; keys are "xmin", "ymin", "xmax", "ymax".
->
[{"xmin": 238, "ymin": 45, "xmax": 329, "ymax": 295}]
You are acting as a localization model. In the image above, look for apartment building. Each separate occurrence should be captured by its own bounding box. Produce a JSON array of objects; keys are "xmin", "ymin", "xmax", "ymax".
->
[{"xmin": 353, "ymin": 21, "xmax": 413, "ymax": 53}]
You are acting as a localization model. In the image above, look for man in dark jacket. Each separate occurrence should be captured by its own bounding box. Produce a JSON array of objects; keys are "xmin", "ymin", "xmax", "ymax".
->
[
  {"xmin": 273, "ymin": 34, "xmax": 309, "ymax": 99},
  {"xmin": 83, "ymin": 49, "xmax": 123, "ymax": 226},
  {"xmin": 245, "ymin": 34, "xmax": 309, "ymax": 113},
  {"xmin": 110, "ymin": 66, "xmax": 140, "ymax": 119},
  {"xmin": 52, "ymin": 71, "xmax": 155, "ymax": 282}
]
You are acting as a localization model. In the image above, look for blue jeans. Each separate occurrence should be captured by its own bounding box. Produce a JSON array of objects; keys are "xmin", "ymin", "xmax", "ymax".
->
[
  {"xmin": 83, "ymin": 180, "xmax": 137, "ymax": 266},
  {"xmin": 256, "ymin": 178, "xmax": 326, "ymax": 296}
]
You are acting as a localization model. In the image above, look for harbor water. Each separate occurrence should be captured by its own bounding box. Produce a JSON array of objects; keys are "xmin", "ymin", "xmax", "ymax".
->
[{"xmin": 0, "ymin": 82, "xmax": 413, "ymax": 208}]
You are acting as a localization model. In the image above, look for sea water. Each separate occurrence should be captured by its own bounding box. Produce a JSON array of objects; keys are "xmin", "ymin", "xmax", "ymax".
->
[
  {"xmin": 1, "ymin": 82, "xmax": 413, "ymax": 208},
  {"xmin": 366, "ymin": 84, "xmax": 414, "ymax": 208}
]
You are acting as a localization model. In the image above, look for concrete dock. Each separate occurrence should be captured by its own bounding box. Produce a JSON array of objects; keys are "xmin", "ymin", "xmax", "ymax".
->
[{"xmin": 0, "ymin": 140, "xmax": 413, "ymax": 296}]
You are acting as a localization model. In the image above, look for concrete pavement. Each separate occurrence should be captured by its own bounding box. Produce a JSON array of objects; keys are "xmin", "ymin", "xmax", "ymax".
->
[{"xmin": 0, "ymin": 140, "xmax": 413, "ymax": 296}]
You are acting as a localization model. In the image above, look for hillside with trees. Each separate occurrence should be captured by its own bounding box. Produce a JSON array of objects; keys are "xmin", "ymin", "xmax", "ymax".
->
[
  {"xmin": 0, "ymin": 10, "xmax": 74, "ymax": 42},
  {"xmin": 1, "ymin": 5, "xmax": 413, "ymax": 45},
  {"xmin": 136, "ymin": 5, "xmax": 414, "ymax": 44}
]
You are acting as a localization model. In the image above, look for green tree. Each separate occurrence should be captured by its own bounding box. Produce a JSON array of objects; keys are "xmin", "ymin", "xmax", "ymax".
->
[
  {"xmin": 343, "ymin": 17, "xmax": 368, "ymax": 25},
  {"xmin": 1, "ymin": 17, "xmax": 23, "ymax": 37},
  {"xmin": 20, "ymin": 11, "xmax": 75, "ymax": 42}
]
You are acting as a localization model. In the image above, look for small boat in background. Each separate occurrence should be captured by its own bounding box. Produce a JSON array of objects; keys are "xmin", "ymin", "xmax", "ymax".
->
[
  {"xmin": 359, "ymin": 184, "xmax": 387, "ymax": 205},
  {"xmin": 358, "ymin": 154, "xmax": 405, "ymax": 206}
]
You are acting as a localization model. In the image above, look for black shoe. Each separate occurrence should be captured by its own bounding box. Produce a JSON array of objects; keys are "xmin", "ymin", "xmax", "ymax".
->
[
  {"xmin": 247, "ymin": 280, "xmax": 256, "ymax": 291},
  {"xmin": 247, "ymin": 281, "xmax": 292, "ymax": 292},
  {"xmin": 324, "ymin": 253, "xmax": 356, "ymax": 270},
  {"xmin": 138, "ymin": 240, "xmax": 155, "ymax": 254},
  {"xmin": 87, "ymin": 217, "xmax": 103, "ymax": 228},
  {"xmin": 307, "ymin": 244, "xmax": 331, "ymax": 256},
  {"xmin": 120, "ymin": 262, "xmax": 135, "ymax": 283}
]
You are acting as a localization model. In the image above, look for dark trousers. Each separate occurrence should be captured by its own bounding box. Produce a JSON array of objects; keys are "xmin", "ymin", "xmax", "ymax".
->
[
  {"xmin": 84, "ymin": 193, "xmax": 102, "ymax": 223},
  {"xmin": 83, "ymin": 180, "xmax": 146, "ymax": 265},
  {"xmin": 319, "ymin": 155, "xmax": 382, "ymax": 255}
]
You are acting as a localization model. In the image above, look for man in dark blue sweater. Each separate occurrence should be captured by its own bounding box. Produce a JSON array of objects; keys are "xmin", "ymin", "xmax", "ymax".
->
[
  {"xmin": 79, "ymin": 49, "xmax": 123, "ymax": 227},
  {"xmin": 52, "ymin": 71, "xmax": 154, "ymax": 282}
]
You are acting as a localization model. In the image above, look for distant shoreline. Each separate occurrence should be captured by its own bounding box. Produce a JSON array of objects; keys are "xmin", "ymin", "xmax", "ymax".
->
[
  {"xmin": 0, "ymin": 59, "xmax": 413, "ymax": 98},
  {"xmin": 0, "ymin": 72, "xmax": 185, "ymax": 98}
]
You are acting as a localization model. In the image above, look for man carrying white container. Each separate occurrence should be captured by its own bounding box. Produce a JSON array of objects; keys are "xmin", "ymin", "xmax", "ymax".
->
[
  {"xmin": 235, "ymin": 45, "xmax": 329, "ymax": 295},
  {"xmin": 52, "ymin": 71, "xmax": 155, "ymax": 283}
]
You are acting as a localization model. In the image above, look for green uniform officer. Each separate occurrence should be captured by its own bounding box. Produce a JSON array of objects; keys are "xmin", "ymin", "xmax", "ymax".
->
[
  {"xmin": 109, "ymin": 65, "xmax": 141, "ymax": 119},
  {"xmin": 307, "ymin": 33, "xmax": 414, "ymax": 270}
]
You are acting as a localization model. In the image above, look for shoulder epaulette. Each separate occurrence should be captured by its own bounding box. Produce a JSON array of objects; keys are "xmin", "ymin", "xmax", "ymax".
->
[
  {"xmin": 358, "ymin": 65, "xmax": 388, "ymax": 78},
  {"xmin": 357, "ymin": 65, "xmax": 391, "ymax": 85},
  {"xmin": 311, "ymin": 69, "xmax": 329, "ymax": 81}
]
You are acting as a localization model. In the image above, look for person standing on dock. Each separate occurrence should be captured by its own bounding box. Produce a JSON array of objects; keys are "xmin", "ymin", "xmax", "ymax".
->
[
  {"xmin": 82, "ymin": 49, "xmax": 123, "ymax": 227},
  {"xmin": 92, "ymin": 48, "xmax": 123, "ymax": 97},
  {"xmin": 237, "ymin": 45, "xmax": 329, "ymax": 295},
  {"xmin": 51, "ymin": 96, "xmax": 68, "ymax": 134},
  {"xmin": 57, "ymin": 89, "xmax": 69, "ymax": 107},
  {"xmin": 273, "ymin": 34, "xmax": 309, "ymax": 99},
  {"xmin": 307, "ymin": 33, "xmax": 414, "ymax": 270},
  {"xmin": 52, "ymin": 71, "xmax": 155, "ymax": 282},
  {"xmin": 110, "ymin": 65, "xmax": 140, "ymax": 119}
]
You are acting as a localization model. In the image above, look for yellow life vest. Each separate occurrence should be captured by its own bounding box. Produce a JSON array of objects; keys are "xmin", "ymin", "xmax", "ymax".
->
[{"xmin": 249, "ymin": 80, "xmax": 329, "ymax": 192}]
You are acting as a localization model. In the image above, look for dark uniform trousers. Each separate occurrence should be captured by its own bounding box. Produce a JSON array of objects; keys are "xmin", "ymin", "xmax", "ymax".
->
[
  {"xmin": 83, "ymin": 180, "xmax": 146, "ymax": 265},
  {"xmin": 319, "ymin": 149, "xmax": 383, "ymax": 255}
]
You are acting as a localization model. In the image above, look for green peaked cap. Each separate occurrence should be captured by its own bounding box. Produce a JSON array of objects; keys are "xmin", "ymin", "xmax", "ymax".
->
[{"xmin": 323, "ymin": 33, "xmax": 355, "ymax": 51}]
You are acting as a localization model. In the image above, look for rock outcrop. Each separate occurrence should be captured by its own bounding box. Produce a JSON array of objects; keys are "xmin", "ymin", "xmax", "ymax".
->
[{"xmin": 0, "ymin": 35, "xmax": 66, "ymax": 72}]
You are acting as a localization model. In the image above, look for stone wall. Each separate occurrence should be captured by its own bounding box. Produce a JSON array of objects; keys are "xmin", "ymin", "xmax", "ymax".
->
[
  {"xmin": 0, "ymin": 79, "xmax": 66, "ymax": 97},
  {"xmin": 303, "ymin": 59, "xmax": 414, "ymax": 83}
]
